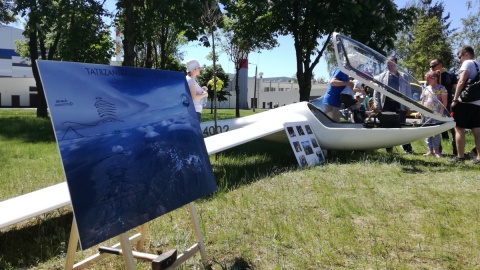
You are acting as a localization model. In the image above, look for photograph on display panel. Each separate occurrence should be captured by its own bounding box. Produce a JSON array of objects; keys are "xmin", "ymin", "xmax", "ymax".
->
[
  {"xmin": 284, "ymin": 122, "xmax": 325, "ymax": 168},
  {"xmin": 37, "ymin": 61, "xmax": 216, "ymax": 249}
]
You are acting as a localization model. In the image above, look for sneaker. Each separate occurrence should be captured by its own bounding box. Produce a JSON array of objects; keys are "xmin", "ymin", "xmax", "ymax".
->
[
  {"xmin": 450, "ymin": 156, "xmax": 465, "ymax": 163},
  {"xmin": 473, "ymin": 159, "xmax": 480, "ymax": 165},
  {"xmin": 435, "ymin": 154, "xmax": 443, "ymax": 158},
  {"xmin": 423, "ymin": 152, "xmax": 433, "ymax": 156},
  {"xmin": 469, "ymin": 151, "xmax": 477, "ymax": 160}
]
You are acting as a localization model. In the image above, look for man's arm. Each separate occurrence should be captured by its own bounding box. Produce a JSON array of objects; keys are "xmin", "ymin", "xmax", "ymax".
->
[
  {"xmin": 330, "ymin": 77, "xmax": 354, "ymax": 88},
  {"xmin": 451, "ymin": 73, "xmax": 458, "ymax": 93},
  {"xmin": 373, "ymin": 90, "xmax": 382, "ymax": 112},
  {"xmin": 453, "ymin": 70, "xmax": 469, "ymax": 104}
]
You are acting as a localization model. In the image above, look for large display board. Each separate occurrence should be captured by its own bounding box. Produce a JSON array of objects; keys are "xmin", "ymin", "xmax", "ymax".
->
[{"xmin": 37, "ymin": 61, "xmax": 216, "ymax": 249}]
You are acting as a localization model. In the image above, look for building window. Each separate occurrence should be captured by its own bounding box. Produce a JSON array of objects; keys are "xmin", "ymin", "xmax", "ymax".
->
[
  {"xmin": 279, "ymin": 88, "xmax": 284, "ymax": 91},
  {"xmin": 271, "ymin": 87, "xmax": 276, "ymax": 92},
  {"xmin": 264, "ymin": 87, "xmax": 269, "ymax": 92}
]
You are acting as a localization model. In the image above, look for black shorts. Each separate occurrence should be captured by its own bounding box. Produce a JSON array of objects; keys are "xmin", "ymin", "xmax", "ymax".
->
[{"xmin": 452, "ymin": 102, "xmax": 480, "ymax": 129}]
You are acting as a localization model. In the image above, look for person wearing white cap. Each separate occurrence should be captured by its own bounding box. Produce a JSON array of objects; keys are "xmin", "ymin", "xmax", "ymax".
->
[
  {"xmin": 350, "ymin": 91, "xmax": 367, "ymax": 123},
  {"xmin": 186, "ymin": 59, "xmax": 208, "ymax": 121}
]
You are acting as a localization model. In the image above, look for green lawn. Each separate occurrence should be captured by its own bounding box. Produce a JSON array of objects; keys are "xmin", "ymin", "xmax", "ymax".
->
[{"xmin": 1, "ymin": 109, "xmax": 479, "ymax": 269}]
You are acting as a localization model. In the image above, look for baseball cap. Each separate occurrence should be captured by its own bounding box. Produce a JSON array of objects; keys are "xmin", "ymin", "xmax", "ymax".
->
[
  {"xmin": 354, "ymin": 92, "xmax": 365, "ymax": 98},
  {"xmin": 186, "ymin": 59, "xmax": 200, "ymax": 72}
]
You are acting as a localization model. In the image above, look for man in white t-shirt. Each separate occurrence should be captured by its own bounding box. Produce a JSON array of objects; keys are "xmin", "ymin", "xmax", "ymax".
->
[{"xmin": 451, "ymin": 46, "xmax": 480, "ymax": 164}]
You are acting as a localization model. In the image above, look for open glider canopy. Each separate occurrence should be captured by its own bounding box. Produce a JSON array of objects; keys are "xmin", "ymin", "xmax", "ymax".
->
[{"xmin": 333, "ymin": 33, "xmax": 452, "ymax": 122}]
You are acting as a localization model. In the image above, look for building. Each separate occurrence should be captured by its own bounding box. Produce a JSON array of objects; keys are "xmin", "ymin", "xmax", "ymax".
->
[
  {"xmin": 0, "ymin": 25, "xmax": 36, "ymax": 107},
  {"xmin": 213, "ymin": 75, "xmax": 327, "ymax": 109}
]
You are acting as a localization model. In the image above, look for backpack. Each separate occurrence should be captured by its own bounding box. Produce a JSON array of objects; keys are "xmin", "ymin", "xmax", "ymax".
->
[{"xmin": 460, "ymin": 61, "xmax": 480, "ymax": 102}]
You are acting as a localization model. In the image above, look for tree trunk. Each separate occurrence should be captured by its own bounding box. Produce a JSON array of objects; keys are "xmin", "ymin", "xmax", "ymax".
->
[
  {"xmin": 235, "ymin": 69, "xmax": 240, "ymax": 117},
  {"xmin": 212, "ymin": 28, "xmax": 218, "ymax": 133},
  {"xmin": 122, "ymin": 0, "xmax": 136, "ymax": 67},
  {"xmin": 145, "ymin": 41, "xmax": 153, "ymax": 68},
  {"xmin": 297, "ymin": 70, "xmax": 312, "ymax": 102},
  {"xmin": 159, "ymin": 25, "xmax": 167, "ymax": 70},
  {"xmin": 28, "ymin": 30, "xmax": 48, "ymax": 118}
]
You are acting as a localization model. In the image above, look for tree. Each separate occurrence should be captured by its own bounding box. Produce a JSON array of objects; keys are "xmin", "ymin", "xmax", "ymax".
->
[
  {"xmin": 221, "ymin": 28, "xmax": 248, "ymax": 118},
  {"xmin": 453, "ymin": 14, "xmax": 480, "ymax": 59},
  {"xmin": 221, "ymin": 0, "xmax": 413, "ymax": 102},
  {"xmin": 117, "ymin": 0, "xmax": 135, "ymax": 67},
  {"xmin": 395, "ymin": 0, "xmax": 454, "ymax": 77},
  {"xmin": 0, "ymin": 0, "xmax": 15, "ymax": 24},
  {"xmin": 403, "ymin": 16, "xmax": 452, "ymax": 78},
  {"xmin": 200, "ymin": 1, "xmax": 224, "ymax": 132},
  {"xmin": 15, "ymin": 0, "xmax": 113, "ymax": 117},
  {"xmin": 219, "ymin": 2, "xmax": 278, "ymax": 117},
  {"xmin": 196, "ymin": 64, "xmax": 230, "ymax": 113},
  {"xmin": 56, "ymin": 0, "xmax": 113, "ymax": 64},
  {"xmin": 452, "ymin": 1, "xmax": 480, "ymax": 64},
  {"xmin": 116, "ymin": 0, "xmax": 213, "ymax": 68}
]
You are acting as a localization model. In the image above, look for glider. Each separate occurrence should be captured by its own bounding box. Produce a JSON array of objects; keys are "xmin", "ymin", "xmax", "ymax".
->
[{"xmin": 202, "ymin": 33, "xmax": 455, "ymax": 153}]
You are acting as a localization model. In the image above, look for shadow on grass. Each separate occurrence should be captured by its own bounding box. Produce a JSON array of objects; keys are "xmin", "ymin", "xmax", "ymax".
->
[
  {"xmin": 210, "ymin": 257, "xmax": 254, "ymax": 270},
  {"xmin": 209, "ymin": 140, "xmax": 298, "ymax": 192},
  {"xmin": 0, "ymin": 211, "xmax": 73, "ymax": 269},
  {"xmin": 0, "ymin": 117, "xmax": 55, "ymax": 143},
  {"xmin": 207, "ymin": 139, "xmax": 475, "ymax": 195},
  {"xmin": 328, "ymin": 148, "xmax": 479, "ymax": 174}
]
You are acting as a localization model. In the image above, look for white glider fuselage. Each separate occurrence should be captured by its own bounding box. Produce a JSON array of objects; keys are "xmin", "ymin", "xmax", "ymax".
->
[{"xmin": 201, "ymin": 102, "xmax": 455, "ymax": 152}]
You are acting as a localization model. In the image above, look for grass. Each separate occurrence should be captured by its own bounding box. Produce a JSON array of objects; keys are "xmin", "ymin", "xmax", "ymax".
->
[
  {"xmin": 1, "ymin": 108, "xmax": 480, "ymax": 269},
  {"xmin": 201, "ymin": 108, "xmax": 265, "ymax": 122}
]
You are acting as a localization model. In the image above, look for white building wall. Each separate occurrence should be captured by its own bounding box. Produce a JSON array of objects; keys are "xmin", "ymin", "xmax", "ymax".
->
[
  {"xmin": 0, "ymin": 25, "xmax": 25, "ymax": 49},
  {"xmin": 0, "ymin": 25, "xmax": 32, "ymax": 78},
  {"xmin": 0, "ymin": 78, "xmax": 36, "ymax": 107},
  {"xmin": 207, "ymin": 76, "xmax": 327, "ymax": 109},
  {"xmin": 0, "ymin": 25, "xmax": 36, "ymax": 107},
  {"xmin": 0, "ymin": 59, "xmax": 12, "ymax": 77}
]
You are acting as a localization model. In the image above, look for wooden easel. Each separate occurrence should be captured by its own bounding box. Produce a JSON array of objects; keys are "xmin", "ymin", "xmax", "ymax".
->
[{"xmin": 64, "ymin": 202, "xmax": 208, "ymax": 269}]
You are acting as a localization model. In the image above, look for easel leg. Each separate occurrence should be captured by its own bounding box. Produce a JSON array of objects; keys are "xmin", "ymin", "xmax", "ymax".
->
[
  {"xmin": 119, "ymin": 233, "xmax": 137, "ymax": 270},
  {"xmin": 65, "ymin": 218, "xmax": 78, "ymax": 270},
  {"xmin": 136, "ymin": 223, "xmax": 148, "ymax": 251},
  {"xmin": 188, "ymin": 202, "xmax": 208, "ymax": 266}
]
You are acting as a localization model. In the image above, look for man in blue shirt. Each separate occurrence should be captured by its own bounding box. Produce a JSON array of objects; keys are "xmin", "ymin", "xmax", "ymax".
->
[{"xmin": 323, "ymin": 67, "xmax": 354, "ymax": 122}]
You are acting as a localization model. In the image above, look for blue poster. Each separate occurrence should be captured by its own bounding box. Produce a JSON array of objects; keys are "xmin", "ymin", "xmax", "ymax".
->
[{"xmin": 37, "ymin": 61, "xmax": 216, "ymax": 249}]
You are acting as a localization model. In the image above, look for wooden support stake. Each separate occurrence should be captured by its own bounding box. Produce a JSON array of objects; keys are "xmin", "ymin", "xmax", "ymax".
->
[
  {"xmin": 119, "ymin": 233, "xmax": 136, "ymax": 270},
  {"xmin": 165, "ymin": 243, "xmax": 200, "ymax": 269},
  {"xmin": 136, "ymin": 223, "xmax": 147, "ymax": 252},
  {"xmin": 187, "ymin": 202, "xmax": 208, "ymax": 266},
  {"xmin": 65, "ymin": 218, "xmax": 79, "ymax": 270},
  {"xmin": 72, "ymin": 233, "xmax": 143, "ymax": 269}
]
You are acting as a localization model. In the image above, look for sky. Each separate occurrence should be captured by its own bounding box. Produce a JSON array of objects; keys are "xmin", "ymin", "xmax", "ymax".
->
[{"xmin": 178, "ymin": 0, "xmax": 474, "ymax": 79}]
